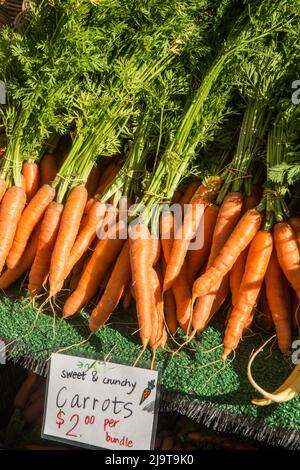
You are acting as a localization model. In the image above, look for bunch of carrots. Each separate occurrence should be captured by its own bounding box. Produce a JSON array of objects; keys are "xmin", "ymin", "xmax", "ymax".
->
[
  {"xmin": 0, "ymin": 0, "xmax": 300, "ymax": 395},
  {"xmin": 0, "ymin": 145, "xmax": 298, "ymax": 368}
]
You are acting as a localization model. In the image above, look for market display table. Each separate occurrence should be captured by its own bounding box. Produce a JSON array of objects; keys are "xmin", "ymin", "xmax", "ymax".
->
[{"xmin": 0, "ymin": 289, "xmax": 299, "ymax": 449}]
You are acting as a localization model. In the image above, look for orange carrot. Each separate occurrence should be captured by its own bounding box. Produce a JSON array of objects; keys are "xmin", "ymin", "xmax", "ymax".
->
[
  {"xmin": 129, "ymin": 223, "xmax": 153, "ymax": 349},
  {"xmin": 0, "ymin": 179, "xmax": 6, "ymax": 203},
  {"xmin": 191, "ymin": 176, "xmax": 222, "ymax": 203},
  {"xmin": 230, "ymin": 248, "xmax": 248, "ymax": 306},
  {"xmin": 222, "ymin": 230, "xmax": 273, "ymax": 359},
  {"xmin": 228, "ymin": 193, "xmax": 258, "ymax": 304},
  {"xmin": 69, "ymin": 254, "xmax": 89, "ymax": 291},
  {"xmin": 228, "ymin": 194, "xmax": 258, "ymax": 304},
  {"xmin": 39, "ymin": 153, "xmax": 57, "ymax": 186},
  {"xmin": 151, "ymin": 235, "xmax": 161, "ymax": 267},
  {"xmin": 193, "ymin": 209, "xmax": 262, "ymax": 299},
  {"xmin": 0, "ymin": 186, "xmax": 26, "ymax": 273},
  {"xmin": 78, "ymin": 198, "xmax": 98, "ymax": 232},
  {"xmin": 210, "ymin": 274, "xmax": 230, "ymax": 319},
  {"xmin": 63, "ymin": 222, "xmax": 125, "ymax": 317},
  {"xmin": 265, "ymin": 247, "xmax": 292, "ymax": 352},
  {"xmin": 29, "ymin": 202, "xmax": 63, "ymax": 296},
  {"xmin": 84, "ymin": 198, "xmax": 96, "ymax": 215},
  {"xmin": 160, "ymin": 219, "xmax": 178, "ymax": 334},
  {"xmin": 289, "ymin": 217, "xmax": 300, "ymax": 251},
  {"xmin": 49, "ymin": 185, "xmax": 88, "ymax": 296},
  {"xmin": 130, "ymin": 284, "xmax": 136, "ymax": 300},
  {"xmin": 70, "ymin": 206, "xmax": 105, "ymax": 290},
  {"xmin": 160, "ymin": 207, "xmax": 190, "ymax": 332},
  {"xmin": 160, "ymin": 210, "xmax": 174, "ymax": 263},
  {"xmin": 206, "ymin": 193, "xmax": 244, "ymax": 266},
  {"xmin": 150, "ymin": 265, "xmax": 163, "ymax": 348},
  {"xmin": 274, "ymin": 222, "xmax": 300, "ymax": 299},
  {"xmin": 22, "ymin": 162, "xmax": 39, "ymax": 202},
  {"xmin": 163, "ymin": 286, "xmax": 178, "ymax": 336},
  {"xmin": 64, "ymin": 201, "xmax": 106, "ymax": 279},
  {"xmin": 20, "ymin": 175, "xmax": 26, "ymax": 191},
  {"xmin": 259, "ymin": 283, "xmax": 274, "ymax": 331},
  {"xmin": 164, "ymin": 176, "xmax": 221, "ymax": 292},
  {"xmin": 98, "ymin": 264, "xmax": 114, "ymax": 290},
  {"xmin": 7, "ymin": 184, "xmax": 55, "ymax": 269},
  {"xmin": 89, "ymin": 240, "xmax": 131, "ymax": 331},
  {"xmin": 86, "ymin": 164, "xmax": 101, "ymax": 198},
  {"xmin": 192, "ymin": 274, "xmax": 230, "ymax": 333},
  {"xmin": 187, "ymin": 204, "xmax": 219, "ymax": 286},
  {"xmin": 191, "ymin": 192, "xmax": 243, "ymax": 333},
  {"xmin": 158, "ymin": 326, "xmax": 168, "ymax": 349},
  {"xmin": 0, "ymin": 223, "xmax": 40, "ymax": 289},
  {"xmin": 97, "ymin": 205, "xmax": 119, "ymax": 239},
  {"xmin": 225, "ymin": 305, "xmax": 254, "ymax": 333},
  {"xmin": 179, "ymin": 181, "xmax": 199, "ymax": 206},
  {"xmin": 242, "ymin": 308, "xmax": 255, "ymax": 333},
  {"xmin": 172, "ymin": 260, "xmax": 191, "ymax": 332},
  {"xmin": 149, "ymin": 264, "xmax": 165, "ymax": 367},
  {"xmin": 162, "ymin": 258, "xmax": 177, "ymax": 335}
]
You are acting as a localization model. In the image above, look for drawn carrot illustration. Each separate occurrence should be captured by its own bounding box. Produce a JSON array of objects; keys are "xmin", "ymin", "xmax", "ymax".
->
[{"xmin": 140, "ymin": 380, "xmax": 156, "ymax": 405}]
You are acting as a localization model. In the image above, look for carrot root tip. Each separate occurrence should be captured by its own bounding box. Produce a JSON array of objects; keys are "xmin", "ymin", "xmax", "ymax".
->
[{"xmin": 221, "ymin": 347, "xmax": 232, "ymax": 360}]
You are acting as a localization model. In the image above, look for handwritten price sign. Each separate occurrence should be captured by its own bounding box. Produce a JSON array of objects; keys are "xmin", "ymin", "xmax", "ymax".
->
[{"xmin": 42, "ymin": 353, "xmax": 159, "ymax": 450}]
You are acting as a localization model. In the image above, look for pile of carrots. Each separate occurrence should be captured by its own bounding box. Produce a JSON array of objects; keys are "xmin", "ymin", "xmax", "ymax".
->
[
  {"xmin": 163, "ymin": 183, "xmax": 300, "ymax": 360},
  {"xmin": 1, "ymin": 1, "xmax": 300, "ymax": 406},
  {"xmin": 0, "ymin": 147, "xmax": 298, "ymax": 367}
]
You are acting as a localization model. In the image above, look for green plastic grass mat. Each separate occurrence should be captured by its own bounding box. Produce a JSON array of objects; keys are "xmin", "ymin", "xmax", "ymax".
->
[{"xmin": 0, "ymin": 288, "xmax": 299, "ymax": 449}]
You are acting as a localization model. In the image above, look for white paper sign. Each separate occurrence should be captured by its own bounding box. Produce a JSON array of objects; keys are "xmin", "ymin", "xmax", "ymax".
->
[{"xmin": 42, "ymin": 353, "xmax": 159, "ymax": 450}]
